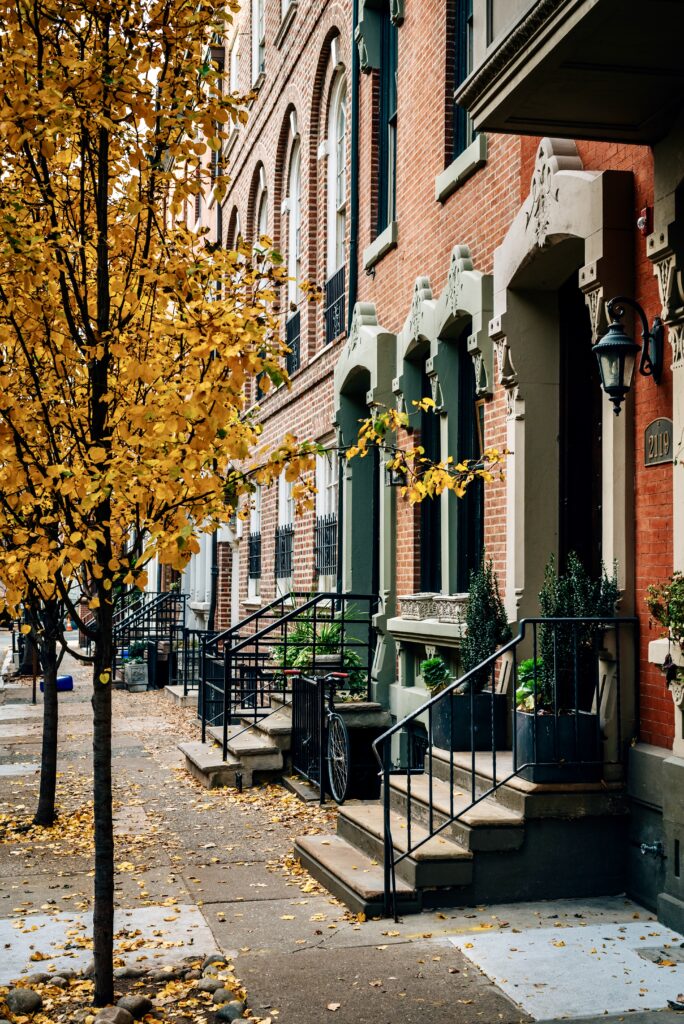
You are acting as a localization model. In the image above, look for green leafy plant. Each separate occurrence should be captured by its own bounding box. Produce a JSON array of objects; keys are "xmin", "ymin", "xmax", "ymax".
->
[
  {"xmin": 515, "ymin": 657, "xmax": 551, "ymax": 710},
  {"xmin": 126, "ymin": 640, "xmax": 146, "ymax": 664},
  {"xmin": 646, "ymin": 572, "xmax": 684, "ymax": 682},
  {"xmin": 538, "ymin": 553, "xmax": 619, "ymax": 709},
  {"xmin": 272, "ymin": 601, "xmax": 367, "ymax": 695},
  {"xmin": 420, "ymin": 656, "xmax": 451, "ymax": 695},
  {"xmin": 459, "ymin": 559, "xmax": 511, "ymax": 693}
]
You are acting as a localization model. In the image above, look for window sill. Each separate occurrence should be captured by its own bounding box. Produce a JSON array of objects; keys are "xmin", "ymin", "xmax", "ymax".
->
[
  {"xmin": 274, "ymin": 1, "xmax": 298, "ymax": 48},
  {"xmin": 244, "ymin": 596, "xmax": 262, "ymax": 609},
  {"xmin": 363, "ymin": 221, "xmax": 398, "ymax": 271},
  {"xmin": 250, "ymin": 70, "xmax": 266, "ymax": 96},
  {"xmin": 435, "ymin": 134, "xmax": 487, "ymax": 204}
]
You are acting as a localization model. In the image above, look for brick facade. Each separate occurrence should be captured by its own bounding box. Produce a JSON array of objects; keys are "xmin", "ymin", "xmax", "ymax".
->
[{"xmin": 205, "ymin": 0, "xmax": 673, "ymax": 747}]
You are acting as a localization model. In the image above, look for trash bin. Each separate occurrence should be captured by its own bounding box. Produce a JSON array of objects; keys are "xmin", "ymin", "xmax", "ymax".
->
[{"xmin": 147, "ymin": 641, "xmax": 176, "ymax": 689}]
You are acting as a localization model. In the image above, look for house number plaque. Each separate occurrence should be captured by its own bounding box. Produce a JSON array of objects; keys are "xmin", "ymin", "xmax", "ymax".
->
[{"xmin": 644, "ymin": 417, "xmax": 673, "ymax": 466}]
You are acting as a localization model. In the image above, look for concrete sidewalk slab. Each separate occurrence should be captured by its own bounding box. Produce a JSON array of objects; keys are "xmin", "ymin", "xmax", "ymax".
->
[
  {"xmin": 450, "ymin": 920, "xmax": 684, "ymax": 1019},
  {"xmin": 0, "ymin": 904, "xmax": 220, "ymax": 985}
]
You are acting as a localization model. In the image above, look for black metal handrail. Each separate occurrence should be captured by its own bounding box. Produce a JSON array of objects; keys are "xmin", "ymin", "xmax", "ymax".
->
[
  {"xmin": 324, "ymin": 266, "xmax": 345, "ymax": 345},
  {"xmin": 113, "ymin": 591, "xmax": 186, "ymax": 686},
  {"xmin": 373, "ymin": 615, "xmax": 639, "ymax": 919},
  {"xmin": 315, "ymin": 514, "xmax": 337, "ymax": 577},
  {"xmin": 275, "ymin": 524, "xmax": 294, "ymax": 579},
  {"xmin": 181, "ymin": 627, "xmax": 221, "ymax": 697},
  {"xmin": 216, "ymin": 592, "xmax": 379, "ymax": 760},
  {"xmin": 286, "ymin": 311, "xmax": 301, "ymax": 374}
]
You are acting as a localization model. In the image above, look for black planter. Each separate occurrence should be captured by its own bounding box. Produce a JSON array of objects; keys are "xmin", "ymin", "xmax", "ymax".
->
[
  {"xmin": 432, "ymin": 692, "xmax": 507, "ymax": 752},
  {"xmin": 515, "ymin": 710, "xmax": 601, "ymax": 783}
]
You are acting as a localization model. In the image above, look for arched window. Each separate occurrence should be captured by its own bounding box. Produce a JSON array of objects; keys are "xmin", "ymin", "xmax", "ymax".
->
[
  {"xmin": 253, "ymin": 166, "xmax": 268, "ymax": 247},
  {"xmin": 287, "ymin": 140, "xmax": 301, "ymax": 307},
  {"xmin": 327, "ymin": 74, "xmax": 347, "ymax": 277},
  {"xmin": 257, "ymin": 190, "xmax": 268, "ymax": 240}
]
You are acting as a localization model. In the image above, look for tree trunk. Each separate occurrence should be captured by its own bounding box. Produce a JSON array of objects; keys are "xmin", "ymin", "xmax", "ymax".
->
[
  {"xmin": 33, "ymin": 601, "xmax": 60, "ymax": 827},
  {"xmin": 92, "ymin": 598, "xmax": 114, "ymax": 1006}
]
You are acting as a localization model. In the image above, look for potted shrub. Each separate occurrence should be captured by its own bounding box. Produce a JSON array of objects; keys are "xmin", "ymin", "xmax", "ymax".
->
[
  {"xmin": 123, "ymin": 640, "xmax": 148, "ymax": 692},
  {"xmin": 272, "ymin": 605, "xmax": 366, "ymax": 697},
  {"xmin": 515, "ymin": 553, "xmax": 618, "ymax": 782},
  {"xmin": 425, "ymin": 561, "xmax": 511, "ymax": 751},
  {"xmin": 646, "ymin": 572, "xmax": 684, "ymax": 685}
]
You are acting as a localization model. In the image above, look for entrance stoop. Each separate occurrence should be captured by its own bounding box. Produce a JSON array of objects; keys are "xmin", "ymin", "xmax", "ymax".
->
[
  {"xmin": 295, "ymin": 750, "xmax": 629, "ymax": 915},
  {"xmin": 179, "ymin": 704, "xmax": 292, "ymax": 789}
]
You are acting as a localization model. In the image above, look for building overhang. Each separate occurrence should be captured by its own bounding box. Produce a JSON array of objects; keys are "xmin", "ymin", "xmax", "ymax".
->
[{"xmin": 457, "ymin": 0, "xmax": 684, "ymax": 145}]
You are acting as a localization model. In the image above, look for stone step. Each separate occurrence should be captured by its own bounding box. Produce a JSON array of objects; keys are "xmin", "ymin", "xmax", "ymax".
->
[
  {"xmin": 245, "ymin": 706, "xmax": 293, "ymax": 751},
  {"xmin": 338, "ymin": 802, "xmax": 473, "ymax": 888},
  {"xmin": 429, "ymin": 747, "xmax": 628, "ymax": 818},
  {"xmin": 295, "ymin": 834, "xmax": 420, "ymax": 917},
  {"xmin": 388, "ymin": 774, "xmax": 525, "ymax": 852},
  {"xmin": 178, "ymin": 741, "xmax": 249, "ymax": 789},
  {"xmin": 164, "ymin": 685, "xmax": 196, "ymax": 709},
  {"xmin": 206, "ymin": 725, "xmax": 283, "ymax": 771}
]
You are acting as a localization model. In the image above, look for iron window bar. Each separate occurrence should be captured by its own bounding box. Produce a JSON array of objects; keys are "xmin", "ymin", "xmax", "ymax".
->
[
  {"xmin": 324, "ymin": 266, "xmax": 345, "ymax": 345},
  {"xmin": 248, "ymin": 531, "xmax": 261, "ymax": 580},
  {"xmin": 275, "ymin": 523, "xmax": 295, "ymax": 579},
  {"xmin": 286, "ymin": 311, "xmax": 301, "ymax": 374},
  {"xmin": 315, "ymin": 513, "xmax": 337, "ymax": 576}
]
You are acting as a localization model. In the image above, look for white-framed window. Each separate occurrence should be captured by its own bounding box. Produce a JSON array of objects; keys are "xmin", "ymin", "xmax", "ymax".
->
[
  {"xmin": 287, "ymin": 140, "xmax": 301, "ymax": 307},
  {"xmin": 327, "ymin": 75, "xmax": 347, "ymax": 277},
  {"xmin": 247, "ymin": 485, "xmax": 261, "ymax": 600},
  {"xmin": 252, "ymin": 0, "xmax": 265, "ymax": 83},
  {"xmin": 276, "ymin": 473, "xmax": 295, "ymax": 593},
  {"xmin": 315, "ymin": 451, "xmax": 339, "ymax": 589},
  {"xmin": 229, "ymin": 40, "xmax": 240, "ymax": 131}
]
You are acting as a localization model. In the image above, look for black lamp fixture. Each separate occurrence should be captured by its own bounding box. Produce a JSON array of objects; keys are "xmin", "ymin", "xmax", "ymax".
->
[{"xmin": 593, "ymin": 296, "xmax": 664, "ymax": 415}]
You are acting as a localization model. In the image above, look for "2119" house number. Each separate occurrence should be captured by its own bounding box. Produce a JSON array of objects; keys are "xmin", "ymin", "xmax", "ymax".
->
[{"xmin": 644, "ymin": 417, "xmax": 673, "ymax": 466}]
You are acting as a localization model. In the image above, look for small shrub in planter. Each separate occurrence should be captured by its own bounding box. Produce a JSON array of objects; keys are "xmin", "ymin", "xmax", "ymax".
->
[{"xmin": 421, "ymin": 562, "xmax": 510, "ymax": 753}]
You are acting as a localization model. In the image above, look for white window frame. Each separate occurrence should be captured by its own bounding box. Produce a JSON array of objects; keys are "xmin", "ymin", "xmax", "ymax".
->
[
  {"xmin": 287, "ymin": 140, "xmax": 301, "ymax": 307},
  {"xmin": 276, "ymin": 473, "xmax": 295, "ymax": 595},
  {"xmin": 247, "ymin": 485, "xmax": 261, "ymax": 600},
  {"xmin": 327, "ymin": 74, "xmax": 347, "ymax": 278},
  {"xmin": 251, "ymin": 0, "xmax": 265, "ymax": 83},
  {"xmin": 316, "ymin": 451, "xmax": 339, "ymax": 591},
  {"xmin": 229, "ymin": 41, "xmax": 240, "ymax": 132}
]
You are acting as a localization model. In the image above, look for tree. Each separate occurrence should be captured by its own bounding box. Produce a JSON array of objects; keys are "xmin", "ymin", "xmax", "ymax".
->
[{"xmin": 0, "ymin": 0, "xmax": 503, "ymax": 1006}]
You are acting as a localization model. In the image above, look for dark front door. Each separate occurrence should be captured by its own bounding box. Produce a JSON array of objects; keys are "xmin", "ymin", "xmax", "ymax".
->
[
  {"xmin": 456, "ymin": 330, "xmax": 483, "ymax": 592},
  {"xmin": 558, "ymin": 273, "xmax": 603, "ymax": 577}
]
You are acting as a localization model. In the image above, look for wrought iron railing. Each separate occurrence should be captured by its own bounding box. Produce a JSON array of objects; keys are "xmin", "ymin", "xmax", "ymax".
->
[
  {"xmin": 248, "ymin": 531, "xmax": 261, "ymax": 579},
  {"xmin": 324, "ymin": 266, "xmax": 345, "ymax": 345},
  {"xmin": 286, "ymin": 311, "xmax": 301, "ymax": 374},
  {"xmin": 180, "ymin": 627, "xmax": 221, "ymax": 697},
  {"xmin": 315, "ymin": 514, "xmax": 337, "ymax": 577},
  {"xmin": 113, "ymin": 591, "xmax": 186, "ymax": 686},
  {"xmin": 275, "ymin": 524, "xmax": 294, "ymax": 579},
  {"xmin": 373, "ymin": 615, "xmax": 639, "ymax": 919},
  {"xmin": 198, "ymin": 592, "xmax": 378, "ymax": 758}
]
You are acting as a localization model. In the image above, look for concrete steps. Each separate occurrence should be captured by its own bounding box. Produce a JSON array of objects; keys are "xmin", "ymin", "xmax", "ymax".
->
[
  {"xmin": 179, "ymin": 704, "xmax": 292, "ymax": 789},
  {"xmin": 295, "ymin": 747, "xmax": 630, "ymax": 915}
]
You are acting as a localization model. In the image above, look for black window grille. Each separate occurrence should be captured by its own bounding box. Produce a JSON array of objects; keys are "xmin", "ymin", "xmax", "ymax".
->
[
  {"xmin": 286, "ymin": 311, "xmax": 301, "ymax": 374},
  {"xmin": 248, "ymin": 531, "xmax": 261, "ymax": 579},
  {"xmin": 275, "ymin": 524, "xmax": 294, "ymax": 579},
  {"xmin": 314, "ymin": 514, "xmax": 337, "ymax": 576},
  {"xmin": 324, "ymin": 266, "xmax": 345, "ymax": 345}
]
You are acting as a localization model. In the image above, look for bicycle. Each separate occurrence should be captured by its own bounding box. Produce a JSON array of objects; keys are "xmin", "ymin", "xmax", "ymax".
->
[{"xmin": 284, "ymin": 669, "xmax": 351, "ymax": 804}]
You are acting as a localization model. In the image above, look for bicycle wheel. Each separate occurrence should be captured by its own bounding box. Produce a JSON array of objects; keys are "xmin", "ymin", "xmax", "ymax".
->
[{"xmin": 327, "ymin": 712, "xmax": 351, "ymax": 804}]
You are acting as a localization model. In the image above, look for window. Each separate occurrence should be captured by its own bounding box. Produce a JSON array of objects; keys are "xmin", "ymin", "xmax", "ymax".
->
[
  {"xmin": 420, "ymin": 365, "xmax": 442, "ymax": 594},
  {"xmin": 455, "ymin": 329, "xmax": 483, "ymax": 591},
  {"xmin": 247, "ymin": 486, "xmax": 261, "ymax": 600},
  {"xmin": 275, "ymin": 474, "xmax": 295, "ymax": 587},
  {"xmin": 287, "ymin": 140, "xmax": 301, "ymax": 307},
  {"xmin": 229, "ymin": 41, "xmax": 239, "ymax": 132},
  {"xmin": 327, "ymin": 75, "xmax": 347, "ymax": 276},
  {"xmin": 252, "ymin": 0, "xmax": 265, "ymax": 82},
  {"xmin": 377, "ymin": 12, "xmax": 398, "ymax": 232},
  {"xmin": 453, "ymin": 0, "xmax": 475, "ymax": 158},
  {"xmin": 315, "ymin": 452, "xmax": 339, "ymax": 587},
  {"xmin": 257, "ymin": 189, "xmax": 268, "ymax": 240}
]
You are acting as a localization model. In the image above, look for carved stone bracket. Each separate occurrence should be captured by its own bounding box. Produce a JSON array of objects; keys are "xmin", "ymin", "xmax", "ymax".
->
[
  {"xmin": 524, "ymin": 139, "xmax": 582, "ymax": 248},
  {"xmin": 489, "ymin": 315, "xmax": 517, "ymax": 391},
  {"xmin": 347, "ymin": 301, "xmax": 378, "ymax": 353},
  {"xmin": 648, "ymin": 225, "xmax": 684, "ymax": 369},
  {"xmin": 389, "ymin": 0, "xmax": 404, "ymax": 24},
  {"xmin": 440, "ymin": 243, "xmax": 493, "ymax": 398},
  {"xmin": 579, "ymin": 261, "xmax": 608, "ymax": 344},
  {"xmin": 407, "ymin": 276, "xmax": 433, "ymax": 342},
  {"xmin": 445, "ymin": 244, "xmax": 474, "ymax": 318},
  {"xmin": 427, "ymin": 371, "xmax": 444, "ymax": 412}
]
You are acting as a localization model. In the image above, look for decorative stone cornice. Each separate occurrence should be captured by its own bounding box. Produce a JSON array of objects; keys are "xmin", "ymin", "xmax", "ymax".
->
[
  {"xmin": 456, "ymin": 0, "xmax": 573, "ymax": 111},
  {"xmin": 407, "ymin": 276, "xmax": 433, "ymax": 341},
  {"xmin": 525, "ymin": 138, "xmax": 583, "ymax": 248},
  {"xmin": 347, "ymin": 301, "xmax": 379, "ymax": 352}
]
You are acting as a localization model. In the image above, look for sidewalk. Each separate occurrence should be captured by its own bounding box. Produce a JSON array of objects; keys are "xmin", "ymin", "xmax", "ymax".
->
[{"xmin": 1, "ymin": 649, "xmax": 683, "ymax": 1023}]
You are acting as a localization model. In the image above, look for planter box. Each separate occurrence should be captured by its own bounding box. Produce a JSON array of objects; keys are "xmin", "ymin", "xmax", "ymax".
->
[
  {"xmin": 433, "ymin": 594, "xmax": 468, "ymax": 624},
  {"xmin": 399, "ymin": 593, "xmax": 438, "ymax": 620},
  {"xmin": 515, "ymin": 710, "xmax": 601, "ymax": 783},
  {"xmin": 124, "ymin": 662, "xmax": 148, "ymax": 692},
  {"xmin": 432, "ymin": 692, "xmax": 507, "ymax": 752}
]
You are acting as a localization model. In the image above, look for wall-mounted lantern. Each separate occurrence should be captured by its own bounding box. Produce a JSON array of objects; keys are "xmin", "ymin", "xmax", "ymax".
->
[{"xmin": 593, "ymin": 296, "xmax": 664, "ymax": 415}]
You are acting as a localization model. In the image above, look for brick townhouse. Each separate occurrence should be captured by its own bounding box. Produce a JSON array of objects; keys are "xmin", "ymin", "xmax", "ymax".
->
[{"xmin": 181, "ymin": 0, "xmax": 684, "ymax": 922}]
